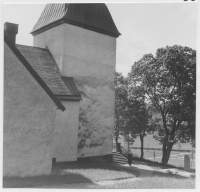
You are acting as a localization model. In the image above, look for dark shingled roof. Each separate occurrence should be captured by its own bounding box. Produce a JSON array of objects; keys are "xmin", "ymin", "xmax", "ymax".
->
[
  {"xmin": 31, "ymin": 3, "xmax": 121, "ymax": 37},
  {"xmin": 16, "ymin": 44, "xmax": 71, "ymax": 96}
]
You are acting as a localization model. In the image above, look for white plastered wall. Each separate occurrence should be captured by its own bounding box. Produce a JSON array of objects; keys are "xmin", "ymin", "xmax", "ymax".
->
[
  {"xmin": 33, "ymin": 23, "xmax": 116, "ymax": 158},
  {"xmin": 53, "ymin": 101, "xmax": 79, "ymax": 162},
  {"xmin": 4, "ymin": 42, "xmax": 57, "ymax": 177}
]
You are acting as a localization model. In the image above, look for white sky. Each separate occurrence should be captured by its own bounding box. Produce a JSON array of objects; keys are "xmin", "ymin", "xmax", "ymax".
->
[{"xmin": 3, "ymin": 1, "xmax": 198, "ymax": 77}]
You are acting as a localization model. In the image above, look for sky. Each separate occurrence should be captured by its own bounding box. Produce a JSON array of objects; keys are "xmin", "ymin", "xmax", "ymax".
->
[{"xmin": 3, "ymin": 2, "xmax": 198, "ymax": 76}]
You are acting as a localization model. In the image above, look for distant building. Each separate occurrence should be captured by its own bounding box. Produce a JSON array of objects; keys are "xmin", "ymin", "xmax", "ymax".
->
[{"xmin": 3, "ymin": 3, "xmax": 120, "ymax": 177}]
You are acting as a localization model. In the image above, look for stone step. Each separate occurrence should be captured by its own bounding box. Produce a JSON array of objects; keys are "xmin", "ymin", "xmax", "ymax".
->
[
  {"xmin": 113, "ymin": 156, "xmax": 127, "ymax": 161},
  {"xmin": 112, "ymin": 151, "xmax": 128, "ymax": 165}
]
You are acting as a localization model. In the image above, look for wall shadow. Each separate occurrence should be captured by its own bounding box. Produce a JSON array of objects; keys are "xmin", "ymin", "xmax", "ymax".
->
[
  {"xmin": 3, "ymin": 173, "xmax": 95, "ymax": 188},
  {"xmin": 3, "ymin": 162, "xmax": 141, "ymax": 188}
]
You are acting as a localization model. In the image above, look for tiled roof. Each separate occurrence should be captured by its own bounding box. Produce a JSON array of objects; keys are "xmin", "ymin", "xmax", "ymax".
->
[
  {"xmin": 16, "ymin": 44, "xmax": 71, "ymax": 96},
  {"xmin": 31, "ymin": 3, "xmax": 121, "ymax": 37}
]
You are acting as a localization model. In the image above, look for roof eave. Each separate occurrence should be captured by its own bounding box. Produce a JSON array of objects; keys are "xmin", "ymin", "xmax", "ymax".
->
[
  {"xmin": 56, "ymin": 95, "xmax": 82, "ymax": 101},
  {"xmin": 31, "ymin": 18, "xmax": 121, "ymax": 38}
]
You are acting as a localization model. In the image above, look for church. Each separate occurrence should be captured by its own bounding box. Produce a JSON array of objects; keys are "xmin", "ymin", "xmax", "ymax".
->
[{"xmin": 4, "ymin": 3, "xmax": 120, "ymax": 177}]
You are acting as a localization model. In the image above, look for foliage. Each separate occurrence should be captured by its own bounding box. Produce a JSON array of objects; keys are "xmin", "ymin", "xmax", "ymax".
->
[
  {"xmin": 114, "ymin": 72, "xmax": 128, "ymax": 145},
  {"xmin": 115, "ymin": 71, "xmax": 161, "ymax": 157},
  {"xmin": 115, "ymin": 72, "xmax": 160, "ymax": 157},
  {"xmin": 126, "ymin": 68, "xmax": 161, "ymax": 158},
  {"xmin": 128, "ymin": 45, "xmax": 196, "ymax": 163},
  {"xmin": 125, "ymin": 97, "xmax": 157, "ymax": 138},
  {"xmin": 124, "ymin": 98, "xmax": 156, "ymax": 157}
]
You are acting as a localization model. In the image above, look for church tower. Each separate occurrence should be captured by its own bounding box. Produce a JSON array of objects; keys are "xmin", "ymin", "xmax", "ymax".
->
[{"xmin": 31, "ymin": 3, "xmax": 120, "ymax": 160}]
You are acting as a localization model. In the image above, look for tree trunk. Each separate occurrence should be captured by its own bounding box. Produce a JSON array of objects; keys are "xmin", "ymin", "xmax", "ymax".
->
[
  {"xmin": 162, "ymin": 142, "xmax": 167, "ymax": 164},
  {"xmin": 162, "ymin": 141, "xmax": 174, "ymax": 164},
  {"xmin": 162, "ymin": 119, "xmax": 177, "ymax": 164},
  {"xmin": 162, "ymin": 133, "xmax": 168, "ymax": 164},
  {"xmin": 161, "ymin": 113, "xmax": 179, "ymax": 164},
  {"xmin": 161, "ymin": 111, "xmax": 170, "ymax": 164},
  {"xmin": 140, "ymin": 133, "xmax": 144, "ymax": 159},
  {"xmin": 166, "ymin": 142, "xmax": 173, "ymax": 162}
]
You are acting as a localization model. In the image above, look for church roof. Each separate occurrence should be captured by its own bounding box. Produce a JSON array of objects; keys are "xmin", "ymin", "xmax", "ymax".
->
[
  {"xmin": 16, "ymin": 44, "xmax": 81, "ymax": 101},
  {"xmin": 31, "ymin": 3, "xmax": 121, "ymax": 37},
  {"xmin": 16, "ymin": 44, "xmax": 70, "ymax": 96},
  {"xmin": 4, "ymin": 34, "xmax": 65, "ymax": 111}
]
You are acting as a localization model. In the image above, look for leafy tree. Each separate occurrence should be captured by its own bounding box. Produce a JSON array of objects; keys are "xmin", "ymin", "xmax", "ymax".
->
[
  {"xmin": 114, "ymin": 72, "xmax": 128, "ymax": 147},
  {"xmin": 126, "ymin": 71, "xmax": 161, "ymax": 159},
  {"xmin": 115, "ymin": 72, "xmax": 159, "ymax": 157},
  {"xmin": 128, "ymin": 45, "xmax": 196, "ymax": 164},
  {"xmin": 125, "ymin": 93, "xmax": 158, "ymax": 158}
]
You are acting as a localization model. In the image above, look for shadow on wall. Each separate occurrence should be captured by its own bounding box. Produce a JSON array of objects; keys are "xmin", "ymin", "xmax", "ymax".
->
[{"xmin": 3, "ymin": 173, "xmax": 94, "ymax": 188}]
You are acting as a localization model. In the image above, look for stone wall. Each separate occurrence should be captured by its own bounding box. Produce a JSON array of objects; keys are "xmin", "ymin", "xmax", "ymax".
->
[
  {"xmin": 4, "ymin": 42, "xmax": 57, "ymax": 177},
  {"xmin": 33, "ymin": 23, "xmax": 116, "ymax": 158}
]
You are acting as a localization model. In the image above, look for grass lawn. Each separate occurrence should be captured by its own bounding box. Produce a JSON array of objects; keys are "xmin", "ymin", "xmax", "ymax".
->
[
  {"xmin": 132, "ymin": 157, "xmax": 195, "ymax": 173},
  {"xmin": 88, "ymin": 176, "xmax": 195, "ymax": 189},
  {"xmin": 3, "ymin": 163, "xmax": 195, "ymax": 189},
  {"xmin": 84, "ymin": 172, "xmax": 195, "ymax": 189},
  {"xmin": 3, "ymin": 163, "xmax": 139, "ymax": 188}
]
